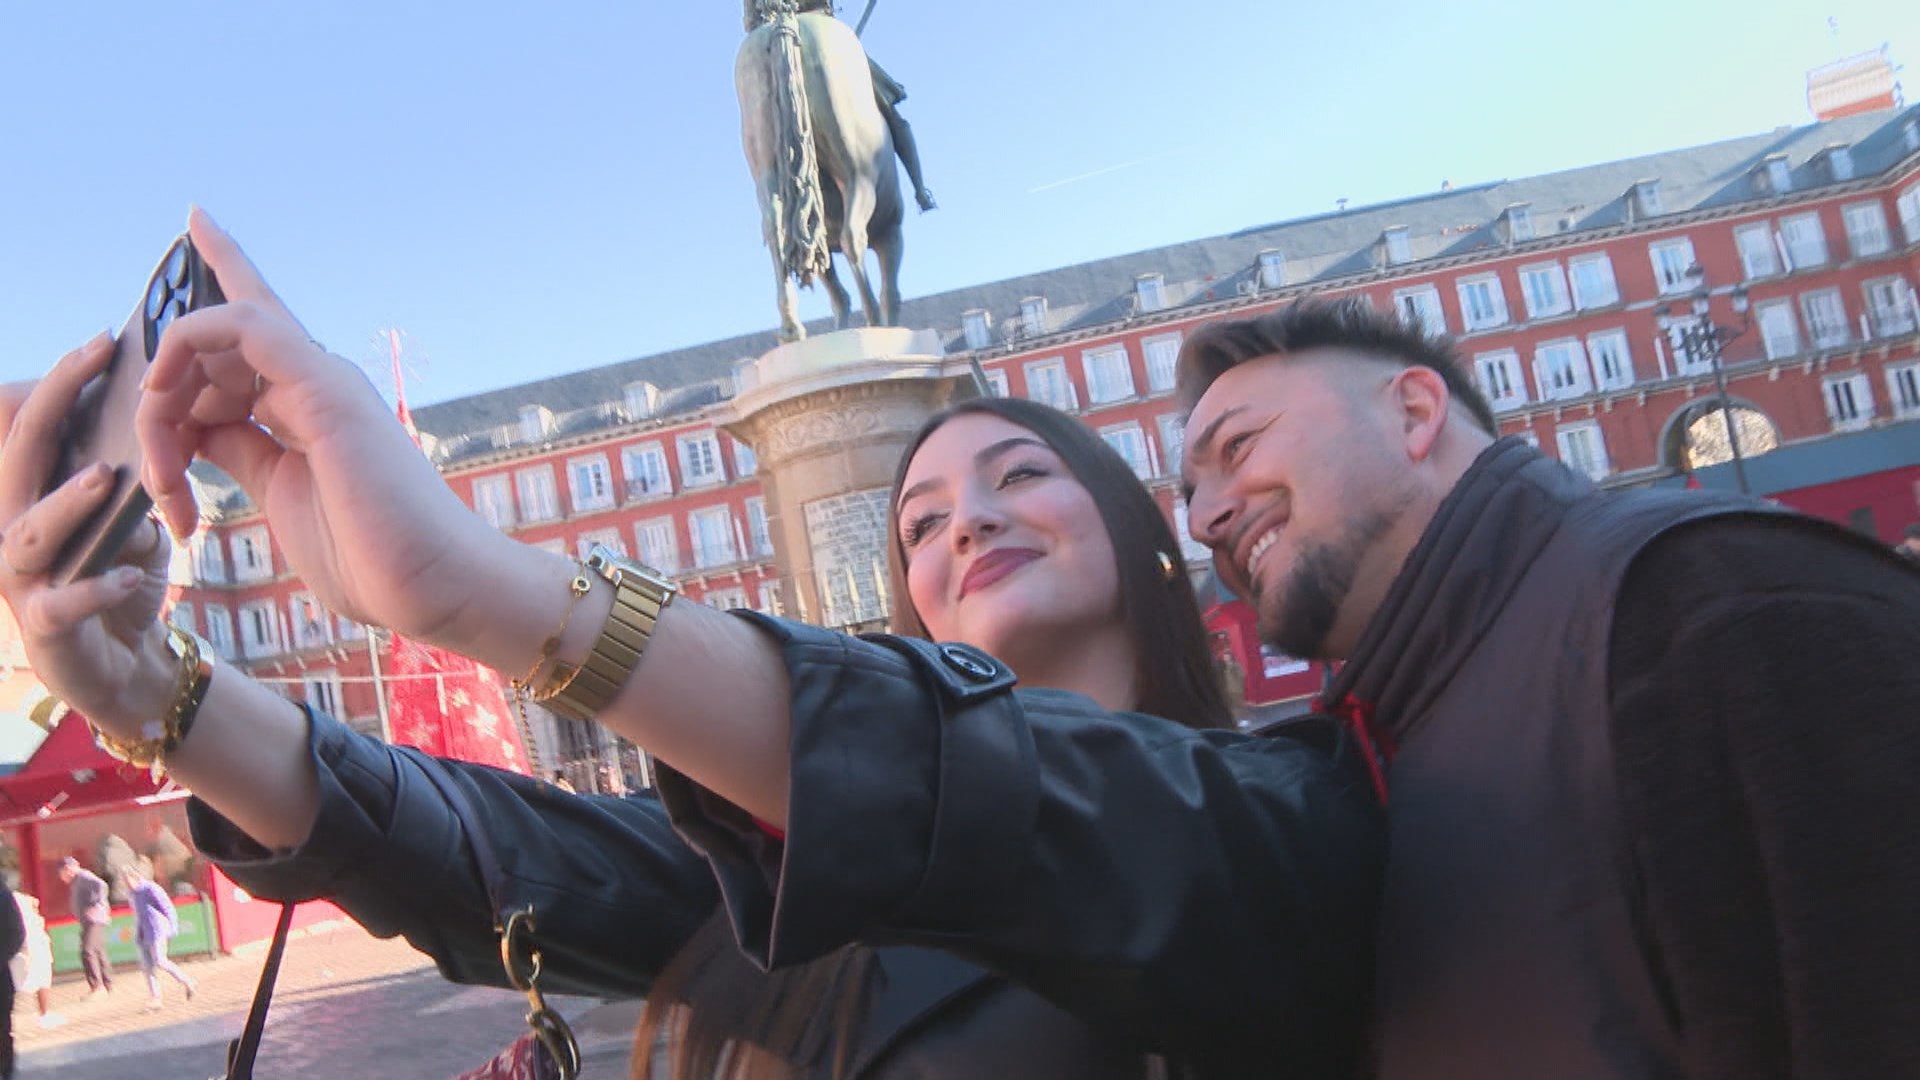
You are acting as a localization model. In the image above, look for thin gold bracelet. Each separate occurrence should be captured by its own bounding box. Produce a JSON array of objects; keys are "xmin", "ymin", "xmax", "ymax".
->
[{"xmin": 511, "ymin": 565, "xmax": 595, "ymax": 696}]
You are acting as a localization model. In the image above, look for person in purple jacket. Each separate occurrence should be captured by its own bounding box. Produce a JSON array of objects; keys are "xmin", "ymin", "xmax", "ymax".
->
[{"xmin": 120, "ymin": 864, "xmax": 195, "ymax": 1010}]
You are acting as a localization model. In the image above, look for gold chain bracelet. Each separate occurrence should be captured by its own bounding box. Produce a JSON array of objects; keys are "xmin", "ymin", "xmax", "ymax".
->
[{"xmin": 90, "ymin": 626, "xmax": 215, "ymax": 781}]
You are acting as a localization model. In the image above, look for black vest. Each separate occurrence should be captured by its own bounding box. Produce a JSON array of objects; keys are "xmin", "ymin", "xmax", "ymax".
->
[{"xmin": 1328, "ymin": 441, "xmax": 1776, "ymax": 1079}]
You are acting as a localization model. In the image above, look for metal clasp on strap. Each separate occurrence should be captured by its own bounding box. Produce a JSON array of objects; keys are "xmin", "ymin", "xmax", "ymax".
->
[{"xmin": 500, "ymin": 906, "xmax": 582, "ymax": 1080}]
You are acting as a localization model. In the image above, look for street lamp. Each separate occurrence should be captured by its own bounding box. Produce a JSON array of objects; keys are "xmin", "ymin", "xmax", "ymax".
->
[{"xmin": 1656, "ymin": 264, "xmax": 1753, "ymax": 495}]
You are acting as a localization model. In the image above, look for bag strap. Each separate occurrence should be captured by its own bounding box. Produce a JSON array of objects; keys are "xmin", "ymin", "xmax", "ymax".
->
[
  {"xmin": 222, "ymin": 900, "xmax": 296, "ymax": 1080},
  {"xmin": 408, "ymin": 751, "xmax": 581, "ymax": 1080}
]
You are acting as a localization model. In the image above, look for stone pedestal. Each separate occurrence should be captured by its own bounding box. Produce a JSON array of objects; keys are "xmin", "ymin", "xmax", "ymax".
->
[{"xmin": 721, "ymin": 327, "xmax": 979, "ymax": 630}]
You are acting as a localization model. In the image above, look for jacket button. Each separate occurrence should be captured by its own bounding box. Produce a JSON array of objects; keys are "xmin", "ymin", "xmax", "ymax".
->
[{"xmin": 939, "ymin": 644, "xmax": 998, "ymax": 681}]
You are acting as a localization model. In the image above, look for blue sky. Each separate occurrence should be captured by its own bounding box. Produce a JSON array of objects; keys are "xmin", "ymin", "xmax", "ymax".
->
[{"xmin": 0, "ymin": 0, "xmax": 1911, "ymax": 407}]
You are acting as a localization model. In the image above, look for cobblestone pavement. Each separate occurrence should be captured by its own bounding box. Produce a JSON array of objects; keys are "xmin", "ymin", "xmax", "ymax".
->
[{"xmin": 12, "ymin": 919, "xmax": 645, "ymax": 1078}]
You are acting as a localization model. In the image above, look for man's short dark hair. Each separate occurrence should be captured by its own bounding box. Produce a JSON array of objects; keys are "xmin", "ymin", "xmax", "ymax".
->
[{"xmin": 1176, "ymin": 297, "xmax": 1499, "ymax": 436}]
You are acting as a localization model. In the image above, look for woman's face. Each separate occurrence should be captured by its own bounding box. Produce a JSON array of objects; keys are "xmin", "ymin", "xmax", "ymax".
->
[{"xmin": 894, "ymin": 413, "xmax": 1122, "ymax": 664}]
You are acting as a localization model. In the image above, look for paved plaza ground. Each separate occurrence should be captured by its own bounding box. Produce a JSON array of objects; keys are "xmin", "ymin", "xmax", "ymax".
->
[{"xmin": 11, "ymin": 918, "xmax": 646, "ymax": 1078}]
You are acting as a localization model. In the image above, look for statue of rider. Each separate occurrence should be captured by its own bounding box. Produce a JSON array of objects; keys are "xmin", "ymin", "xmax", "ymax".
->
[{"xmin": 744, "ymin": 0, "xmax": 938, "ymax": 212}]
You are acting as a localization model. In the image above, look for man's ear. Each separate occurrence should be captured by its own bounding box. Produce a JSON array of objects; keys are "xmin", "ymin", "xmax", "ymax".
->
[{"xmin": 1393, "ymin": 367, "xmax": 1450, "ymax": 463}]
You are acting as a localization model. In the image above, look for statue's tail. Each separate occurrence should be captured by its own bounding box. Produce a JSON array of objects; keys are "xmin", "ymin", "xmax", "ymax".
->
[{"xmin": 770, "ymin": 12, "xmax": 833, "ymax": 286}]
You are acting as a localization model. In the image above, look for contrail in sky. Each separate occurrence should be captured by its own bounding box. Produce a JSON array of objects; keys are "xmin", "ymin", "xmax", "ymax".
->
[{"xmin": 1027, "ymin": 147, "xmax": 1196, "ymax": 194}]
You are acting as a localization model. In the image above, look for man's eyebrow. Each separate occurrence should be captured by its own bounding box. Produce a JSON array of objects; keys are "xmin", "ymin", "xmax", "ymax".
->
[{"xmin": 1187, "ymin": 405, "xmax": 1248, "ymax": 464}]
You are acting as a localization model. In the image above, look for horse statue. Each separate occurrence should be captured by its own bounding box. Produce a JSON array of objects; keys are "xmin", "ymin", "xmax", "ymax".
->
[{"xmin": 737, "ymin": 0, "xmax": 905, "ymax": 341}]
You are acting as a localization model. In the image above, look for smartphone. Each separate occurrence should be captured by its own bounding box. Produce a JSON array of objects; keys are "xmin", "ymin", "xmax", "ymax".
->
[{"xmin": 47, "ymin": 233, "xmax": 225, "ymax": 585}]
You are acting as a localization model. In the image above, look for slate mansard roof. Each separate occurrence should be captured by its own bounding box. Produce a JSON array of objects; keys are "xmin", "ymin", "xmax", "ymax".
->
[{"xmin": 411, "ymin": 106, "xmax": 1920, "ymax": 458}]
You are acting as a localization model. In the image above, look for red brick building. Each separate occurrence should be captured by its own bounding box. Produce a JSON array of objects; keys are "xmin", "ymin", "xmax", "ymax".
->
[{"xmin": 166, "ymin": 104, "xmax": 1920, "ymax": 777}]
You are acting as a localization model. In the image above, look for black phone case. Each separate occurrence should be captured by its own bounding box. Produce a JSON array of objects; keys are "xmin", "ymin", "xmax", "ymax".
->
[{"xmin": 48, "ymin": 235, "xmax": 225, "ymax": 584}]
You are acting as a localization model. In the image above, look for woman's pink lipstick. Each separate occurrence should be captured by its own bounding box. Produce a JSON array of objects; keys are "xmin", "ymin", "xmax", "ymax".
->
[{"xmin": 958, "ymin": 548, "xmax": 1041, "ymax": 599}]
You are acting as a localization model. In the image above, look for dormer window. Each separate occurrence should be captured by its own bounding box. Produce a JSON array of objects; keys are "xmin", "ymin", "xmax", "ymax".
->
[
  {"xmin": 1257, "ymin": 249, "xmax": 1286, "ymax": 289},
  {"xmin": 1382, "ymin": 226, "xmax": 1413, "ymax": 266},
  {"xmin": 623, "ymin": 381, "xmax": 658, "ymax": 420},
  {"xmin": 1824, "ymin": 145, "xmax": 1854, "ymax": 182},
  {"xmin": 1756, "ymin": 155, "xmax": 1791, "ymax": 196},
  {"xmin": 1632, "ymin": 180, "xmax": 1663, "ymax": 218},
  {"xmin": 1019, "ymin": 297, "xmax": 1048, "ymax": 337},
  {"xmin": 1504, "ymin": 204, "xmax": 1535, "ymax": 244},
  {"xmin": 1135, "ymin": 274, "xmax": 1167, "ymax": 313},
  {"xmin": 1906, "ymin": 118, "xmax": 1920, "ymax": 153},
  {"xmin": 961, "ymin": 309, "xmax": 992, "ymax": 350},
  {"xmin": 518, "ymin": 405, "xmax": 553, "ymax": 443}
]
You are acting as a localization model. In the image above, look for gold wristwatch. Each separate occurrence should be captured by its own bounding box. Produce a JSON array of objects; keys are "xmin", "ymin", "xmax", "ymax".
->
[{"xmin": 538, "ymin": 545, "xmax": 677, "ymax": 722}]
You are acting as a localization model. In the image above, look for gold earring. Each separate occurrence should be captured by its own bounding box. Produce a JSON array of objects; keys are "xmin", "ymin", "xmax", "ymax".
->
[{"xmin": 1157, "ymin": 551, "xmax": 1177, "ymax": 582}]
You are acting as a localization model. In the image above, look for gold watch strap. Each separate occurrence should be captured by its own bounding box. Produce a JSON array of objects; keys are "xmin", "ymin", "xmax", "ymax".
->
[{"xmin": 540, "ymin": 546, "xmax": 676, "ymax": 722}]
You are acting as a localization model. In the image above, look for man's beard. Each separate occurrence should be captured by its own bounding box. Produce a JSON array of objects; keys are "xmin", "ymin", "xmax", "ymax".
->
[{"xmin": 1256, "ymin": 509, "xmax": 1396, "ymax": 660}]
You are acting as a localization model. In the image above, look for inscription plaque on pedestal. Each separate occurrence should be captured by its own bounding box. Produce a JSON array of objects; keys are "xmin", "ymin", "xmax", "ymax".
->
[{"xmin": 802, "ymin": 487, "xmax": 892, "ymax": 628}]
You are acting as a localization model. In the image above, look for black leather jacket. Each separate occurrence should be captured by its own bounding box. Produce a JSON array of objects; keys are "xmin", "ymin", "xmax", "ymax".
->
[{"xmin": 191, "ymin": 615, "xmax": 1382, "ymax": 1076}]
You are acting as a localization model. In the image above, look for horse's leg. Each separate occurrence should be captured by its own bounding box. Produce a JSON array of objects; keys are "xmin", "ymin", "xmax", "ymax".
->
[
  {"xmin": 821, "ymin": 261, "xmax": 853, "ymax": 330},
  {"xmin": 839, "ymin": 177, "xmax": 883, "ymax": 327},
  {"xmin": 871, "ymin": 224, "xmax": 903, "ymax": 329}
]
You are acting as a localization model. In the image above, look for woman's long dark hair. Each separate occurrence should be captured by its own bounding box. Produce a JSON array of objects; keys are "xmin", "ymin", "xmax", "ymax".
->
[{"xmin": 632, "ymin": 396, "xmax": 1229, "ymax": 1078}]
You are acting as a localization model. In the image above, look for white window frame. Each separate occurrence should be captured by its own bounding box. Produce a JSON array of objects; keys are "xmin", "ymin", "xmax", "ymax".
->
[
  {"xmin": 1779, "ymin": 213, "xmax": 1829, "ymax": 270},
  {"xmin": 1170, "ymin": 504, "xmax": 1209, "ymax": 563},
  {"xmin": 1568, "ymin": 253, "xmax": 1620, "ymax": 310},
  {"xmin": 1157, "ymin": 414, "xmax": 1186, "ymax": 477},
  {"xmin": 1456, "ymin": 274, "xmax": 1510, "ymax": 331},
  {"xmin": 1506, "ymin": 205, "xmax": 1535, "ymax": 242},
  {"xmin": 515, "ymin": 466, "xmax": 560, "ymax": 522},
  {"xmin": 676, "ymin": 431, "xmax": 724, "ymax": 488},
  {"xmin": 566, "ymin": 453, "xmax": 615, "ymax": 514},
  {"xmin": 1755, "ymin": 300, "xmax": 1802, "ymax": 360},
  {"xmin": 634, "ymin": 517, "xmax": 681, "ymax": 574},
  {"xmin": 1765, "ymin": 157, "xmax": 1792, "ymax": 194},
  {"xmin": 1383, "ymin": 228, "xmax": 1412, "ymax": 265},
  {"xmin": 1135, "ymin": 274, "xmax": 1167, "ymax": 313},
  {"xmin": 1518, "ymin": 263, "xmax": 1572, "ymax": 320},
  {"xmin": 517, "ymin": 406, "xmax": 552, "ymax": 444},
  {"xmin": 471, "ymin": 474, "xmax": 515, "ymax": 529},
  {"xmin": 231, "ymin": 525, "xmax": 273, "ymax": 583},
  {"xmin": 576, "ymin": 527, "xmax": 628, "ymax": 560},
  {"xmin": 1885, "ymin": 363, "xmax": 1920, "ymax": 420},
  {"xmin": 167, "ymin": 601, "xmax": 195, "ymax": 635},
  {"xmin": 1393, "ymin": 285, "xmax": 1447, "ymax": 336},
  {"xmin": 1900, "ymin": 185, "xmax": 1920, "ymax": 245},
  {"xmin": 622, "ymin": 442, "xmax": 673, "ymax": 501},
  {"xmin": 1864, "ymin": 277, "xmax": 1917, "ymax": 337},
  {"xmin": 1634, "ymin": 181, "xmax": 1664, "ymax": 217},
  {"xmin": 961, "ymin": 310, "xmax": 992, "ymax": 350},
  {"xmin": 1533, "ymin": 339, "xmax": 1593, "ymax": 401},
  {"xmin": 1019, "ymin": 297, "xmax": 1048, "ymax": 337},
  {"xmin": 192, "ymin": 533, "xmax": 228, "ymax": 584},
  {"xmin": 983, "ymin": 369, "xmax": 1009, "ymax": 398},
  {"xmin": 1023, "ymin": 358, "xmax": 1077, "ymax": 411},
  {"xmin": 1142, "ymin": 333, "xmax": 1182, "ymax": 394},
  {"xmin": 1099, "ymin": 423, "xmax": 1152, "ymax": 480},
  {"xmin": 1555, "ymin": 420, "xmax": 1612, "ymax": 480},
  {"xmin": 733, "ymin": 440, "xmax": 758, "ymax": 479},
  {"xmin": 1585, "ymin": 330, "xmax": 1634, "ymax": 392},
  {"xmin": 1734, "ymin": 223, "xmax": 1782, "ymax": 279},
  {"xmin": 1843, "ymin": 202, "xmax": 1892, "ymax": 259},
  {"xmin": 688, "ymin": 505, "xmax": 738, "ymax": 569},
  {"xmin": 1081, "ymin": 345, "xmax": 1137, "ymax": 406},
  {"xmin": 756, "ymin": 582, "xmax": 785, "ymax": 617},
  {"xmin": 1801, "ymin": 288, "xmax": 1851, "ymax": 349},
  {"xmin": 288, "ymin": 592, "xmax": 333, "ymax": 651},
  {"xmin": 238, "ymin": 598, "xmax": 284, "ymax": 660},
  {"xmin": 1257, "ymin": 250, "xmax": 1286, "ymax": 289},
  {"xmin": 745, "ymin": 496, "xmax": 773, "ymax": 558},
  {"xmin": 1823, "ymin": 372, "xmax": 1874, "ymax": 431},
  {"xmin": 203, "ymin": 604, "xmax": 235, "ymax": 660},
  {"xmin": 1649, "ymin": 239, "xmax": 1697, "ymax": 295},
  {"xmin": 703, "ymin": 586, "xmax": 750, "ymax": 612},
  {"xmin": 303, "ymin": 671, "xmax": 344, "ymax": 719},
  {"xmin": 1473, "ymin": 349, "xmax": 1527, "ymax": 412},
  {"xmin": 623, "ymin": 381, "xmax": 657, "ymax": 420}
]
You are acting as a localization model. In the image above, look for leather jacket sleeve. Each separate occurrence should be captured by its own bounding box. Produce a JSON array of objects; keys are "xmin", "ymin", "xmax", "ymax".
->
[
  {"xmin": 187, "ymin": 707, "xmax": 719, "ymax": 998},
  {"xmin": 659, "ymin": 614, "xmax": 1385, "ymax": 1068}
]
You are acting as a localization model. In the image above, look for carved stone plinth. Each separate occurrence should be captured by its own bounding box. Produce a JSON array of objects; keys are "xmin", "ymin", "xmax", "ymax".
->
[{"xmin": 722, "ymin": 327, "xmax": 980, "ymax": 629}]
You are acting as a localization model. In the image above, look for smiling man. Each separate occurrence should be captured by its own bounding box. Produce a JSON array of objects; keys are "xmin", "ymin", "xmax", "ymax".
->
[{"xmin": 1177, "ymin": 298, "xmax": 1920, "ymax": 1078}]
